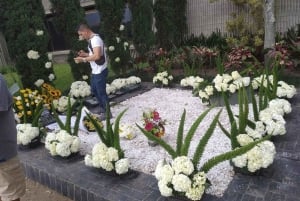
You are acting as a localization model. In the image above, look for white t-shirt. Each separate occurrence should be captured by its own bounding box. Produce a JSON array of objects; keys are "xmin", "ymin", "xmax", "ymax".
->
[{"xmin": 88, "ymin": 35, "xmax": 107, "ymax": 74}]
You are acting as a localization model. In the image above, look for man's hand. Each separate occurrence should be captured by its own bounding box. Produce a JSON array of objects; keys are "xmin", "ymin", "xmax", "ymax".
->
[
  {"xmin": 77, "ymin": 50, "xmax": 88, "ymax": 57},
  {"xmin": 74, "ymin": 57, "xmax": 86, "ymax": 63}
]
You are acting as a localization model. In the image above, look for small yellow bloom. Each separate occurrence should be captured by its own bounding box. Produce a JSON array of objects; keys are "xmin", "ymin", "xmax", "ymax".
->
[
  {"xmin": 15, "ymin": 101, "xmax": 22, "ymax": 106},
  {"xmin": 17, "ymin": 105, "xmax": 23, "ymax": 110},
  {"xmin": 27, "ymin": 111, "xmax": 32, "ymax": 116}
]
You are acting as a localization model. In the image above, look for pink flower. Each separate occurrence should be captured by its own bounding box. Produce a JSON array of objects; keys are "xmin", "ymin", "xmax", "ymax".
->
[
  {"xmin": 153, "ymin": 111, "xmax": 160, "ymax": 121},
  {"xmin": 145, "ymin": 122, "xmax": 154, "ymax": 131}
]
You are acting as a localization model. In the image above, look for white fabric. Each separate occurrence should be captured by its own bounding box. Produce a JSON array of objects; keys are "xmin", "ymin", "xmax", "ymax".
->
[{"xmin": 88, "ymin": 35, "xmax": 107, "ymax": 74}]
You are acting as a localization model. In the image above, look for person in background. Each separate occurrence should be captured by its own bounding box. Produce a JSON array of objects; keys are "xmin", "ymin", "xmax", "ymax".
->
[
  {"xmin": 74, "ymin": 23, "xmax": 110, "ymax": 120},
  {"xmin": 0, "ymin": 74, "xmax": 26, "ymax": 201},
  {"xmin": 122, "ymin": 1, "xmax": 133, "ymax": 38}
]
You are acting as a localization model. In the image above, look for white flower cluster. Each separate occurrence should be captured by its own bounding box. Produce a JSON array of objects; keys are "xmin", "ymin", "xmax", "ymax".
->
[
  {"xmin": 106, "ymin": 76, "xmax": 141, "ymax": 95},
  {"xmin": 27, "ymin": 50, "xmax": 40, "ymax": 60},
  {"xmin": 180, "ymin": 76, "xmax": 204, "ymax": 89},
  {"xmin": 48, "ymin": 73, "xmax": 55, "ymax": 82},
  {"xmin": 252, "ymin": 75, "xmax": 296, "ymax": 99},
  {"xmin": 52, "ymin": 96, "xmax": 76, "ymax": 113},
  {"xmin": 16, "ymin": 124, "xmax": 40, "ymax": 145},
  {"xmin": 251, "ymin": 74, "xmax": 273, "ymax": 89},
  {"xmin": 258, "ymin": 98, "xmax": 291, "ymax": 136},
  {"xmin": 277, "ymin": 81, "xmax": 297, "ymax": 99},
  {"xmin": 84, "ymin": 142, "xmax": 129, "ymax": 175},
  {"xmin": 213, "ymin": 71, "xmax": 250, "ymax": 93},
  {"xmin": 198, "ymin": 85, "xmax": 214, "ymax": 105},
  {"xmin": 36, "ymin": 30, "xmax": 44, "ymax": 36},
  {"xmin": 34, "ymin": 79, "xmax": 44, "ymax": 87},
  {"xmin": 232, "ymin": 140, "xmax": 276, "ymax": 173},
  {"xmin": 45, "ymin": 62, "xmax": 52, "ymax": 69},
  {"xmin": 155, "ymin": 156, "xmax": 206, "ymax": 200},
  {"xmin": 69, "ymin": 81, "xmax": 91, "ymax": 98},
  {"xmin": 153, "ymin": 71, "xmax": 173, "ymax": 86},
  {"xmin": 45, "ymin": 130, "xmax": 80, "ymax": 157},
  {"xmin": 119, "ymin": 123, "xmax": 136, "ymax": 140}
]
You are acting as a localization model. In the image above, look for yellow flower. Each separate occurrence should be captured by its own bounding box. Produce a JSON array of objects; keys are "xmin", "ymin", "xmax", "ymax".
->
[
  {"xmin": 27, "ymin": 111, "xmax": 32, "ymax": 116},
  {"xmin": 17, "ymin": 105, "xmax": 23, "ymax": 110},
  {"xmin": 15, "ymin": 101, "xmax": 22, "ymax": 106},
  {"xmin": 17, "ymin": 112, "xmax": 23, "ymax": 118},
  {"xmin": 20, "ymin": 89, "xmax": 26, "ymax": 94}
]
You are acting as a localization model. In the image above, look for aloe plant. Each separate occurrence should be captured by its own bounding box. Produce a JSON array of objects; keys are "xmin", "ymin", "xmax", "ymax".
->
[
  {"xmin": 86, "ymin": 105, "xmax": 127, "ymax": 159},
  {"xmin": 138, "ymin": 107, "xmax": 266, "ymax": 172},
  {"xmin": 51, "ymin": 97, "xmax": 83, "ymax": 136}
]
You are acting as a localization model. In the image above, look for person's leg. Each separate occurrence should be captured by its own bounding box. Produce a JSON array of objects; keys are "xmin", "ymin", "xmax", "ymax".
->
[
  {"xmin": 93, "ymin": 69, "xmax": 109, "ymax": 113},
  {"xmin": 0, "ymin": 156, "xmax": 25, "ymax": 201}
]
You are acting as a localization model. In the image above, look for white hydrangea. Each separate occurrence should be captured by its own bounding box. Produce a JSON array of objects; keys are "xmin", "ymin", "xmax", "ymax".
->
[
  {"xmin": 268, "ymin": 98, "xmax": 292, "ymax": 115},
  {"xmin": 171, "ymin": 174, "xmax": 192, "ymax": 192},
  {"xmin": 108, "ymin": 46, "xmax": 115, "ymax": 51},
  {"xmin": 84, "ymin": 154, "xmax": 93, "ymax": 167},
  {"xmin": 69, "ymin": 81, "xmax": 91, "ymax": 98},
  {"xmin": 16, "ymin": 124, "xmax": 40, "ymax": 145},
  {"xmin": 107, "ymin": 147, "xmax": 119, "ymax": 162},
  {"xmin": 158, "ymin": 180, "xmax": 173, "ymax": 197},
  {"xmin": 115, "ymin": 57, "xmax": 120, "ymax": 62},
  {"xmin": 34, "ymin": 79, "xmax": 44, "ymax": 87},
  {"xmin": 82, "ymin": 75, "xmax": 89, "ymax": 80},
  {"xmin": 48, "ymin": 73, "xmax": 55, "ymax": 81},
  {"xmin": 45, "ymin": 130, "xmax": 80, "ymax": 157},
  {"xmin": 27, "ymin": 50, "xmax": 40, "ymax": 59},
  {"xmin": 153, "ymin": 71, "xmax": 173, "ymax": 86},
  {"xmin": 115, "ymin": 158, "xmax": 129, "ymax": 175},
  {"xmin": 172, "ymin": 156, "xmax": 194, "ymax": 176},
  {"xmin": 277, "ymin": 81, "xmax": 297, "ymax": 99},
  {"xmin": 119, "ymin": 123, "xmax": 136, "ymax": 140},
  {"xmin": 232, "ymin": 153, "xmax": 248, "ymax": 168},
  {"xmin": 237, "ymin": 134, "xmax": 254, "ymax": 146},
  {"xmin": 36, "ymin": 30, "xmax": 44, "ymax": 36},
  {"xmin": 53, "ymin": 96, "xmax": 76, "ymax": 113},
  {"xmin": 45, "ymin": 62, "xmax": 52, "ymax": 69},
  {"xmin": 119, "ymin": 24, "xmax": 125, "ymax": 31}
]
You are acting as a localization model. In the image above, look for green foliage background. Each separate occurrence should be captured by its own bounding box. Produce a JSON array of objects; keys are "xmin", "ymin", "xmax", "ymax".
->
[
  {"xmin": 50, "ymin": 0, "xmax": 91, "ymax": 81},
  {"xmin": 1, "ymin": 0, "xmax": 54, "ymax": 88}
]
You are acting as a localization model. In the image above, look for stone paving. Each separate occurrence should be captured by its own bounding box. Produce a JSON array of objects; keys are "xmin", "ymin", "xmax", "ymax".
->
[{"xmin": 18, "ymin": 84, "xmax": 300, "ymax": 201}]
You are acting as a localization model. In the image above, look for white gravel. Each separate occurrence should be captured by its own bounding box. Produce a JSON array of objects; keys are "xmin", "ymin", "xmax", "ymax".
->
[{"xmin": 78, "ymin": 88, "xmax": 241, "ymax": 197}]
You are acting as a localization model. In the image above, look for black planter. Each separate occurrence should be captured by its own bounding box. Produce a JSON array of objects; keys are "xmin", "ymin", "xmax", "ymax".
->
[{"xmin": 18, "ymin": 137, "xmax": 42, "ymax": 150}]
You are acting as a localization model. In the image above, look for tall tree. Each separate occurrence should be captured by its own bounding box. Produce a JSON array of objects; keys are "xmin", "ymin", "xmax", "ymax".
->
[
  {"xmin": 50, "ymin": 0, "xmax": 90, "ymax": 81},
  {"xmin": 2, "ymin": 0, "xmax": 55, "ymax": 88}
]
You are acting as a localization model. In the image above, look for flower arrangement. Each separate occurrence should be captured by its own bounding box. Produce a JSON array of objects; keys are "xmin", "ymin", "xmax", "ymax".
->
[
  {"xmin": 46, "ymin": 97, "xmax": 83, "ymax": 157},
  {"xmin": 180, "ymin": 76, "xmax": 204, "ymax": 89},
  {"xmin": 118, "ymin": 123, "xmax": 136, "ymax": 140},
  {"xmin": 69, "ymin": 81, "xmax": 91, "ymax": 98},
  {"xmin": 45, "ymin": 130, "xmax": 80, "ymax": 157},
  {"xmin": 84, "ymin": 106, "xmax": 130, "ymax": 175},
  {"xmin": 53, "ymin": 96, "xmax": 76, "ymax": 113},
  {"xmin": 40, "ymin": 83, "xmax": 62, "ymax": 106},
  {"xmin": 153, "ymin": 71, "xmax": 173, "ymax": 86},
  {"xmin": 106, "ymin": 76, "xmax": 142, "ymax": 95},
  {"xmin": 16, "ymin": 123, "xmax": 40, "ymax": 146},
  {"xmin": 142, "ymin": 109, "xmax": 166, "ymax": 138},
  {"xmin": 13, "ymin": 88, "xmax": 44, "ymax": 125},
  {"xmin": 195, "ymin": 71, "xmax": 250, "ymax": 105},
  {"xmin": 137, "ymin": 108, "xmax": 263, "ymax": 200},
  {"xmin": 82, "ymin": 114, "xmax": 103, "ymax": 132}
]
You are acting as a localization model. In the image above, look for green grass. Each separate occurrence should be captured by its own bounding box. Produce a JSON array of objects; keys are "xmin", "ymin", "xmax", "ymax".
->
[{"xmin": 53, "ymin": 63, "xmax": 74, "ymax": 93}]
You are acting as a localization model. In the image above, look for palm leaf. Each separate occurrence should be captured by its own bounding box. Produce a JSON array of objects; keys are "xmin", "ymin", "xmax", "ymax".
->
[
  {"xmin": 73, "ymin": 100, "xmax": 83, "ymax": 136},
  {"xmin": 181, "ymin": 107, "xmax": 212, "ymax": 156},
  {"xmin": 218, "ymin": 121, "xmax": 231, "ymax": 138},
  {"xmin": 200, "ymin": 135, "xmax": 271, "ymax": 172},
  {"xmin": 113, "ymin": 109, "xmax": 127, "ymax": 157},
  {"xmin": 137, "ymin": 124, "xmax": 176, "ymax": 158},
  {"xmin": 192, "ymin": 109, "xmax": 222, "ymax": 166},
  {"xmin": 86, "ymin": 112, "xmax": 107, "ymax": 144},
  {"xmin": 176, "ymin": 109, "xmax": 186, "ymax": 155}
]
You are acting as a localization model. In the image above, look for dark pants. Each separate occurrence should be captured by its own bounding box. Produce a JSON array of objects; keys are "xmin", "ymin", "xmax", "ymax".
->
[{"xmin": 91, "ymin": 68, "xmax": 109, "ymax": 112}]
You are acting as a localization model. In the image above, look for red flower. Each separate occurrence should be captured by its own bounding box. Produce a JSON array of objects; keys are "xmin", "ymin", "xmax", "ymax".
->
[
  {"xmin": 153, "ymin": 111, "xmax": 160, "ymax": 121},
  {"xmin": 145, "ymin": 122, "xmax": 154, "ymax": 131}
]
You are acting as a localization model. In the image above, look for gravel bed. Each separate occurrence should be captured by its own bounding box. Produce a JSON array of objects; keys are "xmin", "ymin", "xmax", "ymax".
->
[{"xmin": 78, "ymin": 88, "xmax": 240, "ymax": 197}]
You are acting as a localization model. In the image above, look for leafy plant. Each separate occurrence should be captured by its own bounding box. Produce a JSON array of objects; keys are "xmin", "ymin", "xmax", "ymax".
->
[
  {"xmin": 51, "ymin": 97, "xmax": 83, "ymax": 136},
  {"xmin": 137, "ymin": 107, "xmax": 268, "ymax": 171},
  {"xmin": 86, "ymin": 105, "xmax": 127, "ymax": 159}
]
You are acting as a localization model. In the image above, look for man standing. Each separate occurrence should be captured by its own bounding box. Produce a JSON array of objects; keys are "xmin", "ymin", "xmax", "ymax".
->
[
  {"xmin": 0, "ymin": 74, "xmax": 26, "ymax": 201},
  {"xmin": 74, "ymin": 23, "xmax": 109, "ymax": 119}
]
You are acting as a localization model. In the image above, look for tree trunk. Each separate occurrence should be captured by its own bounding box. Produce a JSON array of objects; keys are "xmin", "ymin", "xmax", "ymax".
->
[{"xmin": 264, "ymin": 0, "xmax": 276, "ymax": 50}]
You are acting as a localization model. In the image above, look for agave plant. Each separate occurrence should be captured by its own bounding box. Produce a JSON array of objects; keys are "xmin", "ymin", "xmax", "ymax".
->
[
  {"xmin": 51, "ymin": 96, "xmax": 83, "ymax": 136},
  {"xmin": 137, "ymin": 107, "xmax": 268, "ymax": 171},
  {"xmin": 85, "ymin": 105, "xmax": 127, "ymax": 159}
]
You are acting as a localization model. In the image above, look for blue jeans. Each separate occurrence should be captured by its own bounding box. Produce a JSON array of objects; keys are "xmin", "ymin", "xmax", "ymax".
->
[{"xmin": 91, "ymin": 68, "xmax": 109, "ymax": 112}]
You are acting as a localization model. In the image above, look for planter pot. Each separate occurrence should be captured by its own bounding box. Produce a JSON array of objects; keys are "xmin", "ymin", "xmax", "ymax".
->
[
  {"xmin": 209, "ymin": 88, "xmax": 252, "ymax": 107},
  {"xmin": 88, "ymin": 167, "xmax": 139, "ymax": 179},
  {"xmin": 50, "ymin": 152, "xmax": 83, "ymax": 163},
  {"xmin": 18, "ymin": 137, "xmax": 42, "ymax": 150}
]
